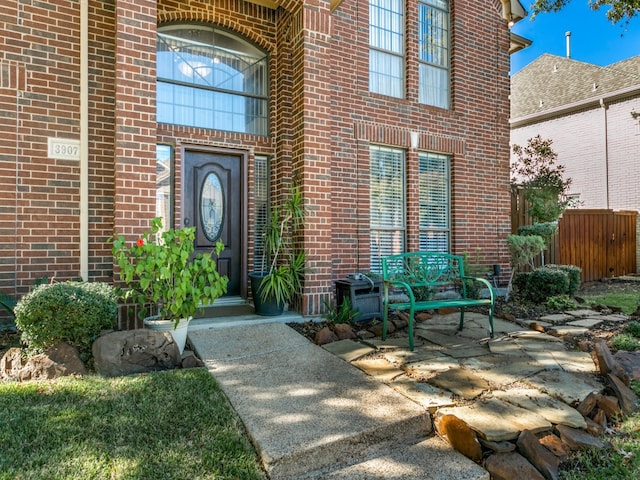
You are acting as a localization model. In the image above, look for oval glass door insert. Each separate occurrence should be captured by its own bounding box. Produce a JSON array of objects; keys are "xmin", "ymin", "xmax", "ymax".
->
[{"xmin": 200, "ymin": 172, "xmax": 224, "ymax": 241}]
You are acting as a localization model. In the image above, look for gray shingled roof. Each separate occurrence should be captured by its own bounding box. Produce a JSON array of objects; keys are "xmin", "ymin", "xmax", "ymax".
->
[{"xmin": 510, "ymin": 53, "xmax": 640, "ymax": 119}]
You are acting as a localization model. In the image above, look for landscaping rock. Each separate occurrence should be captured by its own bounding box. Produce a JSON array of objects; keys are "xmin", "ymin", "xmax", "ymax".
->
[
  {"xmin": 0, "ymin": 347, "xmax": 25, "ymax": 379},
  {"xmin": 613, "ymin": 351, "xmax": 640, "ymax": 382},
  {"xmin": 1, "ymin": 343, "xmax": 86, "ymax": 381},
  {"xmin": 434, "ymin": 414, "xmax": 483, "ymax": 461},
  {"xmin": 537, "ymin": 432, "xmax": 569, "ymax": 458},
  {"xmin": 479, "ymin": 438, "xmax": 516, "ymax": 453},
  {"xmin": 607, "ymin": 373, "xmax": 639, "ymax": 415},
  {"xmin": 332, "ymin": 323, "xmax": 357, "ymax": 340},
  {"xmin": 92, "ymin": 329, "xmax": 181, "ymax": 377},
  {"xmin": 555, "ymin": 424, "xmax": 606, "ymax": 450},
  {"xmin": 516, "ymin": 430, "xmax": 560, "ymax": 480},
  {"xmin": 485, "ymin": 452, "xmax": 545, "ymax": 480},
  {"xmin": 594, "ymin": 340, "xmax": 627, "ymax": 382},
  {"xmin": 315, "ymin": 326, "xmax": 338, "ymax": 345}
]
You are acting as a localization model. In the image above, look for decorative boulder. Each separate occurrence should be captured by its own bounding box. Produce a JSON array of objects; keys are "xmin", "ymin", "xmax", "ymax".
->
[
  {"xmin": 92, "ymin": 329, "xmax": 182, "ymax": 377},
  {"xmin": 1, "ymin": 342, "xmax": 86, "ymax": 381}
]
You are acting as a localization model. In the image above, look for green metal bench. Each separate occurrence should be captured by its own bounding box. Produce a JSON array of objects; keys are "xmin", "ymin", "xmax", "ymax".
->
[{"xmin": 382, "ymin": 252, "xmax": 495, "ymax": 351}]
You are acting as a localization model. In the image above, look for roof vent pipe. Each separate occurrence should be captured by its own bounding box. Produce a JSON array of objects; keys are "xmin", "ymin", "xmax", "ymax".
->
[{"xmin": 565, "ymin": 31, "xmax": 571, "ymax": 58}]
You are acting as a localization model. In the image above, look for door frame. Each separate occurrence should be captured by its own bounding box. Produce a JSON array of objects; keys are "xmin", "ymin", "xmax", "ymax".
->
[{"xmin": 181, "ymin": 144, "xmax": 249, "ymax": 299}]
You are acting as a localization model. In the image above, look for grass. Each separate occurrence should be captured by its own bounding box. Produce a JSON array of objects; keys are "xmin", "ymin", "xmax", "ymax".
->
[
  {"xmin": 580, "ymin": 291, "xmax": 639, "ymax": 315},
  {"xmin": 0, "ymin": 368, "xmax": 266, "ymax": 480}
]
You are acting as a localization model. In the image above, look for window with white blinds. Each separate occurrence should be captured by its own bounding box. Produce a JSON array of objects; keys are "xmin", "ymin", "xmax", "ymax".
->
[
  {"xmin": 370, "ymin": 145, "xmax": 405, "ymax": 273},
  {"xmin": 418, "ymin": 0, "xmax": 449, "ymax": 108},
  {"xmin": 369, "ymin": 0, "xmax": 405, "ymax": 98},
  {"xmin": 253, "ymin": 155, "xmax": 269, "ymax": 272},
  {"xmin": 418, "ymin": 151, "xmax": 450, "ymax": 252}
]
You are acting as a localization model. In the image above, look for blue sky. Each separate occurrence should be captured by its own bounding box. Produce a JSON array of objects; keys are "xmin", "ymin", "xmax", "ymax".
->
[{"xmin": 510, "ymin": 2, "xmax": 640, "ymax": 74}]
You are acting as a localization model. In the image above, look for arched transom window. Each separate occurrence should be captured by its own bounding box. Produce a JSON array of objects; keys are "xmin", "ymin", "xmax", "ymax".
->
[{"xmin": 157, "ymin": 25, "xmax": 269, "ymax": 135}]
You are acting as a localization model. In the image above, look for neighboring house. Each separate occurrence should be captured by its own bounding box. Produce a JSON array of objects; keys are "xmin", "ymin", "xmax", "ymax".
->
[
  {"xmin": 511, "ymin": 53, "xmax": 640, "ymax": 212},
  {"xmin": 0, "ymin": 0, "xmax": 522, "ymax": 316}
]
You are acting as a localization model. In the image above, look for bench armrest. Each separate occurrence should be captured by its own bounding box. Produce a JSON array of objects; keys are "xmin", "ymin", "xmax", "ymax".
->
[
  {"xmin": 462, "ymin": 276, "xmax": 495, "ymax": 303},
  {"xmin": 383, "ymin": 279, "xmax": 416, "ymax": 303}
]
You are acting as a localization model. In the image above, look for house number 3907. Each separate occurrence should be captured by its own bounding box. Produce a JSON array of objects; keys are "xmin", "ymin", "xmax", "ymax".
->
[{"xmin": 48, "ymin": 138, "xmax": 81, "ymax": 160}]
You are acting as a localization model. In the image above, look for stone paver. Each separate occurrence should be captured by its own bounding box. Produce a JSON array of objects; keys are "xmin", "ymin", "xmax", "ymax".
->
[
  {"xmin": 351, "ymin": 357, "xmax": 405, "ymax": 382},
  {"xmin": 437, "ymin": 398, "xmax": 552, "ymax": 441},
  {"xmin": 428, "ymin": 367, "xmax": 491, "ymax": 399},
  {"xmin": 462, "ymin": 357, "xmax": 545, "ymax": 387},
  {"xmin": 488, "ymin": 336, "xmax": 527, "ymax": 356},
  {"xmin": 538, "ymin": 313, "xmax": 574, "ymax": 324},
  {"xmin": 382, "ymin": 348, "xmax": 445, "ymax": 366},
  {"xmin": 492, "ymin": 388, "xmax": 587, "ymax": 428},
  {"xmin": 508, "ymin": 331, "xmax": 564, "ymax": 342},
  {"xmin": 389, "ymin": 375, "xmax": 456, "ymax": 412},
  {"xmin": 567, "ymin": 318, "xmax": 603, "ymax": 328},
  {"xmin": 322, "ymin": 339, "xmax": 375, "ymax": 362},
  {"xmin": 548, "ymin": 325, "xmax": 589, "ymax": 336},
  {"xmin": 365, "ymin": 337, "xmax": 423, "ymax": 350},
  {"xmin": 406, "ymin": 357, "xmax": 461, "ymax": 376},
  {"xmin": 524, "ymin": 370, "xmax": 604, "ymax": 404},
  {"xmin": 566, "ymin": 309, "xmax": 599, "ymax": 317}
]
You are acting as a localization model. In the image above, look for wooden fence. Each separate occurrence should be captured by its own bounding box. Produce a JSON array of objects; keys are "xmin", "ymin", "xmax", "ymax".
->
[{"xmin": 511, "ymin": 190, "xmax": 637, "ymax": 282}]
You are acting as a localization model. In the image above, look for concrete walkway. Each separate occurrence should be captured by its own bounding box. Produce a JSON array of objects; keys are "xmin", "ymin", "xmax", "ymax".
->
[{"xmin": 188, "ymin": 320, "xmax": 490, "ymax": 480}]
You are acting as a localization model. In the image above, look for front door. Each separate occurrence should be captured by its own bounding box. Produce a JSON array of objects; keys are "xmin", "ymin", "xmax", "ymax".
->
[{"xmin": 183, "ymin": 148, "xmax": 246, "ymax": 298}]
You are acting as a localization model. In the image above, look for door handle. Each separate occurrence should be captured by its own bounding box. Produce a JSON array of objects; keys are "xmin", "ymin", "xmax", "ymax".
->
[{"xmin": 184, "ymin": 217, "xmax": 190, "ymax": 226}]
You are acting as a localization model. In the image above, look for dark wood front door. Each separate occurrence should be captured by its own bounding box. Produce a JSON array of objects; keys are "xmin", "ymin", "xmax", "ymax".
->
[{"xmin": 183, "ymin": 148, "xmax": 246, "ymax": 298}]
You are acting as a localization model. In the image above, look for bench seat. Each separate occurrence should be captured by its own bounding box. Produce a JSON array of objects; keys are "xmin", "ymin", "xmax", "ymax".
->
[{"xmin": 382, "ymin": 252, "xmax": 495, "ymax": 351}]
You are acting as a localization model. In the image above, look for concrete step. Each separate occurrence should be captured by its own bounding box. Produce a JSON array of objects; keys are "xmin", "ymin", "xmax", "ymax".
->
[
  {"xmin": 300, "ymin": 435, "xmax": 489, "ymax": 480},
  {"xmin": 188, "ymin": 322, "xmax": 432, "ymax": 479}
]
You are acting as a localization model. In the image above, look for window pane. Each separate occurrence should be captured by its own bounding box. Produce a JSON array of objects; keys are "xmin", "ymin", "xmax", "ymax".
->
[
  {"xmin": 369, "ymin": 50, "xmax": 404, "ymax": 98},
  {"xmin": 254, "ymin": 155, "xmax": 269, "ymax": 272},
  {"xmin": 369, "ymin": 0, "xmax": 404, "ymax": 98},
  {"xmin": 370, "ymin": 145, "xmax": 405, "ymax": 273},
  {"xmin": 418, "ymin": 152, "xmax": 450, "ymax": 253},
  {"xmin": 157, "ymin": 26, "xmax": 269, "ymax": 135},
  {"xmin": 418, "ymin": 1, "xmax": 449, "ymax": 108},
  {"xmin": 156, "ymin": 145, "xmax": 172, "ymax": 232}
]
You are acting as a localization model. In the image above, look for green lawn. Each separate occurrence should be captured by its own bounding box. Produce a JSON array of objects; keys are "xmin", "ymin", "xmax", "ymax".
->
[
  {"xmin": 580, "ymin": 291, "xmax": 639, "ymax": 315},
  {"xmin": 0, "ymin": 368, "xmax": 266, "ymax": 480}
]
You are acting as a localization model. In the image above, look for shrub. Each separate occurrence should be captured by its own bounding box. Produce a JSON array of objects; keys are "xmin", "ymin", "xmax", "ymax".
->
[
  {"xmin": 545, "ymin": 264, "xmax": 581, "ymax": 296},
  {"xmin": 521, "ymin": 267, "xmax": 569, "ymax": 304},
  {"xmin": 517, "ymin": 222, "xmax": 558, "ymax": 245},
  {"xmin": 610, "ymin": 334, "xmax": 640, "ymax": 352},
  {"xmin": 323, "ymin": 297, "xmax": 359, "ymax": 325},
  {"xmin": 625, "ymin": 321, "xmax": 640, "ymax": 338},
  {"xmin": 546, "ymin": 294, "xmax": 576, "ymax": 311},
  {"xmin": 14, "ymin": 281, "xmax": 117, "ymax": 360}
]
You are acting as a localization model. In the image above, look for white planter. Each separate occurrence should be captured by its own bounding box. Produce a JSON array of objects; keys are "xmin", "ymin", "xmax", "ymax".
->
[{"xmin": 144, "ymin": 316, "xmax": 192, "ymax": 354}]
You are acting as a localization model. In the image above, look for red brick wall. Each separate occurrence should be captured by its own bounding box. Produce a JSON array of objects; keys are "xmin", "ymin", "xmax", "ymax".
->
[{"xmin": 1, "ymin": 0, "xmax": 513, "ymax": 316}]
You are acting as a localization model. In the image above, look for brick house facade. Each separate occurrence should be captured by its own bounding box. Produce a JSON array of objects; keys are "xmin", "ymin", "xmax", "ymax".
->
[{"xmin": 1, "ymin": 0, "xmax": 516, "ymax": 317}]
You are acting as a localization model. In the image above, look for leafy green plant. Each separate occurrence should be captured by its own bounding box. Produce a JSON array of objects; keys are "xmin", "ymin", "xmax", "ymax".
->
[
  {"xmin": 323, "ymin": 297, "xmax": 359, "ymax": 325},
  {"xmin": 527, "ymin": 267, "xmax": 570, "ymax": 303},
  {"xmin": 0, "ymin": 277, "xmax": 49, "ymax": 319},
  {"xmin": 13, "ymin": 281, "xmax": 117, "ymax": 360},
  {"xmin": 546, "ymin": 294, "xmax": 576, "ymax": 311},
  {"xmin": 610, "ymin": 333, "xmax": 640, "ymax": 352},
  {"xmin": 625, "ymin": 321, "xmax": 640, "ymax": 338},
  {"xmin": 112, "ymin": 217, "xmax": 228, "ymax": 327},
  {"xmin": 505, "ymin": 234, "xmax": 546, "ymax": 301},
  {"xmin": 252, "ymin": 185, "xmax": 308, "ymax": 307},
  {"xmin": 511, "ymin": 135, "xmax": 576, "ymax": 224}
]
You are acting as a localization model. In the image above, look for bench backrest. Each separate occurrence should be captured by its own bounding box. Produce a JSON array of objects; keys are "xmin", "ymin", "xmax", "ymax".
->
[{"xmin": 382, "ymin": 252, "xmax": 465, "ymax": 289}]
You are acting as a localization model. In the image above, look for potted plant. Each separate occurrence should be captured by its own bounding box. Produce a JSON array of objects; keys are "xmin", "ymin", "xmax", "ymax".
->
[
  {"xmin": 249, "ymin": 185, "xmax": 307, "ymax": 315},
  {"xmin": 111, "ymin": 217, "xmax": 228, "ymax": 352}
]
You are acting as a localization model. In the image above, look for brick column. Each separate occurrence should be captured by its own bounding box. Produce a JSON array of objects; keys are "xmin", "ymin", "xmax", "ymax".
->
[
  {"xmin": 113, "ymin": 0, "xmax": 157, "ymax": 242},
  {"xmin": 289, "ymin": 1, "xmax": 333, "ymax": 315}
]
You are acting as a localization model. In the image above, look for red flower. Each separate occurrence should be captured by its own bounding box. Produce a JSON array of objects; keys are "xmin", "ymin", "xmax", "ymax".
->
[{"xmin": 136, "ymin": 238, "xmax": 145, "ymax": 247}]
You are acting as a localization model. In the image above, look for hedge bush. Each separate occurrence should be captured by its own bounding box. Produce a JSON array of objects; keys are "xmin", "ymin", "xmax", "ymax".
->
[
  {"xmin": 545, "ymin": 264, "xmax": 581, "ymax": 296},
  {"xmin": 14, "ymin": 281, "xmax": 117, "ymax": 360},
  {"xmin": 517, "ymin": 267, "xmax": 569, "ymax": 304}
]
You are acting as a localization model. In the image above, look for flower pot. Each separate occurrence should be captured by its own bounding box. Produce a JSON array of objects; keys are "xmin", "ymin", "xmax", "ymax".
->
[
  {"xmin": 249, "ymin": 272, "xmax": 285, "ymax": 316},
  {"xmin": 144, "ymin": 316, "xmax": 192, "ymax": 354}
]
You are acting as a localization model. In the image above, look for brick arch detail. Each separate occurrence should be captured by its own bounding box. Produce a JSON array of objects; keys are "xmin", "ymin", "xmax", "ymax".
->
[{"xmin": 157, "ymin": 11, "xmax": 276, "ymax": 54}]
